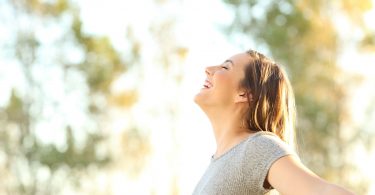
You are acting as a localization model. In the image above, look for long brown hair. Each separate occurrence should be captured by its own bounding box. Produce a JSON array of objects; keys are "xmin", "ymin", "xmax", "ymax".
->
[{"xmin": 240, "ymin": 50, "xmax": 296, "ymax": 146}]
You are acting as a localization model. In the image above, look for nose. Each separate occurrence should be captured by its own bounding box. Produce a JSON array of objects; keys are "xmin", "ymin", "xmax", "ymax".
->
[{"xmin": 205, "ymin": 66, "xmax": 214, "ymax": 76}]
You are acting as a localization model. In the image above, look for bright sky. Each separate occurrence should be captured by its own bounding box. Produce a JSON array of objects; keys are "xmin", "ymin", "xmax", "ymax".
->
[
  {"xmin": 78, "ymin": 0, "xmax": 240, "ymax": 194},
  {"xmin": 78, "ymin": 1, "xmax": 375, "ymax": 194},
  {"xmin": 0, "ymin": 0, "xmax": 375, "ymax": 194}
]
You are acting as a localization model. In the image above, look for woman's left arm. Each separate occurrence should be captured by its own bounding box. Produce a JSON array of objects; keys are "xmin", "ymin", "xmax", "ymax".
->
[{"xmin": 267, "ymin": 155, "xmax": 355, "ymax": 195}]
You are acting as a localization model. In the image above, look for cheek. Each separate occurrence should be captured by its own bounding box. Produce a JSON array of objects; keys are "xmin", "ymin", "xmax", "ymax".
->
[
  {"xmin": 213, "ymin": 73, "xmax": 238, "ymax": 100},
  {"xmin": 214, "ymin": 72, "xmax": 236, "ymax": 90}
]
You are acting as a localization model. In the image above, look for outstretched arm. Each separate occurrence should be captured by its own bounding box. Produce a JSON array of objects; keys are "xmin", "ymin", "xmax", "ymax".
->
[{"xmin": 267, "ymin": 155, "xmax": 355, "ymax": 195}]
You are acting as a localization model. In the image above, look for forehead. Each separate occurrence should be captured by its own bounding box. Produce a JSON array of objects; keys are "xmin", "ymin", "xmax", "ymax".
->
[{"xmin": 228, "ymin": 53, "xmax": 251, "ymax": 69}]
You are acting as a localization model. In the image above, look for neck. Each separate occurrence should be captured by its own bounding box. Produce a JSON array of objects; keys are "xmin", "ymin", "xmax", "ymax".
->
[{"xmin": 202, "ymin": 105, "xmax": 253, "ymax": 159}]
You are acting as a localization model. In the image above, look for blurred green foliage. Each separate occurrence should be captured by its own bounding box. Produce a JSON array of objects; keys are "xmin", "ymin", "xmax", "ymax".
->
[
  {"xmin": 1, "ymin": 0, "xmax": 373, "ymax": 194},
  {"xmin": 0, "ymin": 0, "xmax": 146, "ymax": 194}
]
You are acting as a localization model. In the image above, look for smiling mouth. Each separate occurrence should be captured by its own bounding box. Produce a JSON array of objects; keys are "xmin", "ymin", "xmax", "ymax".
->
[{"xmin": 203, "ymin": 80, "xmax": 213, "ymax": 89}]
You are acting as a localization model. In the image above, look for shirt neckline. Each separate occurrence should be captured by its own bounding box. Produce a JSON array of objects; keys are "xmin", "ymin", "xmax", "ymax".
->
[{"xmin": 210, "ymin": 131, "xmax": 268, "ymax": 163}]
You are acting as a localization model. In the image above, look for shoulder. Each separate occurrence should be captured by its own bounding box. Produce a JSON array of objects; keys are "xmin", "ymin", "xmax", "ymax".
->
[
  {"xmin": 240, "ymin": 131, "xmax": 298, "ymax": 192},
  {"xmin": 241, "ymin": 131, "xmax": 298, "ymax": 170},
  {"xmin": 246, "ymin": 131, "xmax": 294, "ymax": 153}
]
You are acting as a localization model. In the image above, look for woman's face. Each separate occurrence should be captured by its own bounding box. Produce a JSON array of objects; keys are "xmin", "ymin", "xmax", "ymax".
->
[{"xmin": 194, "ymin": 52, "xmax": 251, "ymax": 107}]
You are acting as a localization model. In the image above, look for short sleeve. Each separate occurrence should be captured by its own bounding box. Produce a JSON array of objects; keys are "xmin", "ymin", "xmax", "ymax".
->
[{"xmin": 242, "ymin": 132, "xmax": 297, "ymax": 194}]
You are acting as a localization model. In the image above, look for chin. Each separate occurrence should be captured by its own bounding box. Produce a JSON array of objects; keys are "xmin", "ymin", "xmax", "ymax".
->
[
  {"xmin": 194, "ymin": 92, "xmax": 206, "ymax": 107},
  {"xmin": 193, "ymin": 93, "xmax": 201, "ymax": 105},
  {"xmin": 194, "ymin": 92, "xmax": 212, "ymax": 110}
]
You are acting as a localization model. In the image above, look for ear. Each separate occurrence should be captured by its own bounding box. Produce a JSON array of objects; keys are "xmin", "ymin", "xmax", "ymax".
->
[{"xmin": 234, "ymin": 91, "xmax": 252, "ymax": 103}]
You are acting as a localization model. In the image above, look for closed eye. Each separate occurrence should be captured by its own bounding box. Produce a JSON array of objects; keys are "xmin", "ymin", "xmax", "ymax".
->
[{"xmin": 221, "ymin": 66, "xmax": 228, "ymax": 70}]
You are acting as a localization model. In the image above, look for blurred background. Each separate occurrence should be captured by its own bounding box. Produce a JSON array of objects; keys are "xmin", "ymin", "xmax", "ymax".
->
[{"xmin": 0, "ymin": 0, "xmax": 374, "ymax": 194}]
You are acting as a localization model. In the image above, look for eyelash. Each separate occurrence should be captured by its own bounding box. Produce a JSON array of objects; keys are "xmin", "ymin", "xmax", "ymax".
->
[{"xmin": 221, "ymin": 66, "xmax": 228, "ymax": 70}]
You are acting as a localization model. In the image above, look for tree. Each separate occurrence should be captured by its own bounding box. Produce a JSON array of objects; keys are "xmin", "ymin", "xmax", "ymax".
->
[
  {"xmin": 0, "ymin": 0, "xmax": 146, "ymax": 194},
  {"xmin": 0, "ymin": 0, "xmax": 193, "ymax": 193}
]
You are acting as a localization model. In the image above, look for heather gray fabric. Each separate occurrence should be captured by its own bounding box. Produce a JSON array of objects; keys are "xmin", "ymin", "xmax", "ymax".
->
[{"xmin": 192, "ymin": 131, "xmax": 296, "ymax": 195}]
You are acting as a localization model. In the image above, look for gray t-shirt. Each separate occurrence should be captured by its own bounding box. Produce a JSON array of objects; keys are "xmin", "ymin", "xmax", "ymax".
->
[{"xmin": 193, "ymin": 131, "xmax": 296, "ymax": 195}]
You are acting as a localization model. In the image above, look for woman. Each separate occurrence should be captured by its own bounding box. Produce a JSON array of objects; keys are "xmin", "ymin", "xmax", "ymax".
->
[{"xmin": 193, "ymin": 50, "xmax": 354, "ymax": 195}]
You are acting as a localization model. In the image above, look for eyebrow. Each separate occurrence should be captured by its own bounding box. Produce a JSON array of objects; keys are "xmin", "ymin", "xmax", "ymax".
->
[{"xmin": 224, "ymin": 59, "xmax": 234, "ymax": 66}]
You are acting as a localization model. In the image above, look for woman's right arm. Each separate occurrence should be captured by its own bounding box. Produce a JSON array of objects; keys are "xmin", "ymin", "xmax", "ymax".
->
[{"xmin": 267, "ymin": 155, "xmax": 355, "ymax": 195}]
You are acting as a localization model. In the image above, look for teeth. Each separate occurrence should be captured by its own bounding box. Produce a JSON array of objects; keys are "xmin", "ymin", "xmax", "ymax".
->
[{"xmin": 203, "ymin": 80, "xmax": 213, "ymax": 88}]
